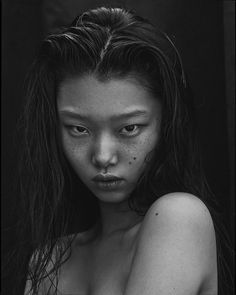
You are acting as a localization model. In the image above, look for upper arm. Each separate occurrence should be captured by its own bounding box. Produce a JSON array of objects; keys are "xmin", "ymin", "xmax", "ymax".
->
[
  {"xmin": 24, "ymin": 278, "xmax": 44, "ymax": 295},
  {"xmin": 24, "ymin": 262, "xmax": 45, "ymax": 295},
  {"xmin": 24, "ymin": 278, "xmax": 47, "ymax": 295},
  {"xmin": 124, "ymin": 193, "xmax": 217, "ymax": 295},
  {"xmin": 24, "ymin": 278, "xmax": 33, "ymax": 295},
  {"xmin": 24, "ymin": 250, "xmax": 53, "ymax": 295}
]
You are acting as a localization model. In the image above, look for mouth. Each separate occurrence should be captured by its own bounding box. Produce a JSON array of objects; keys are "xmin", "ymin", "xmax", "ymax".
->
[{"xmin": 92, "ymin": 174, "xmax": 124, "ymax": 190}]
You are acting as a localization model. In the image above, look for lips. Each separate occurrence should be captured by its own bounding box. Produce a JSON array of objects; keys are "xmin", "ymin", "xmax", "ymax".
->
[
  {"xmin": 92, "ymin": 174, "xmax": 124, "ymax": 190},
  {"xmin": 92, "ymin": 174, "xmax": 123, "ymax": 182}
]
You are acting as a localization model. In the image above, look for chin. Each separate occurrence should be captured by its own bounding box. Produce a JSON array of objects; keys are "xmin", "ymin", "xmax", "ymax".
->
[{"xmin": 93, "ymin": 190, "xmax": 131, "ymax": 204}]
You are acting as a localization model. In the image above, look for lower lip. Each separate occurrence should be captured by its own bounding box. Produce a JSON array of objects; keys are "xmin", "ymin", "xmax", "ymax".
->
[{"xmin": 93, "ymin": 180, "xmax": 124, "ymax": 190}]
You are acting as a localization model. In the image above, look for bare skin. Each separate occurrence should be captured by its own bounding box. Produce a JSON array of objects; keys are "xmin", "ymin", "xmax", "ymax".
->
[
  {"xmin": 25, "ymin": 75, "xmax": 217, "ymax": 295},
  {"xmin": 52, "ymin": 210, "xmax": 143, "ymax": 295},
  {"xmin": 37, "ymin": 194, "xmax": 217, "ymax": 295}
]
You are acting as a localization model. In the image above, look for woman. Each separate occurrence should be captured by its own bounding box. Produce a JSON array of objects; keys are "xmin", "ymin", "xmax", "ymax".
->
[{"xmin": 19, "ymin": 6, "xmax": 222, "ymax": 295}]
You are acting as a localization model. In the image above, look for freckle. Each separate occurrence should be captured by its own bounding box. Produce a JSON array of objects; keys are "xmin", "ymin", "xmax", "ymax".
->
[
  {"xmin": 133, "ymin": 157, "xmax": 136, "ymax": 160},
  {"xmin": 155, "ymin": 212, "xmax": 158, "ymax": 216},
  {"xmin": 129, "ymin": 161, "xmax": 132, "ymax": 165}
]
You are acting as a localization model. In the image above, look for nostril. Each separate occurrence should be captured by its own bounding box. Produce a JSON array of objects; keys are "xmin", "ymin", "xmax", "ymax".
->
[
  {"xmin": 93, "ymin": 154, "xmax": 114, "ymax": 168},
  {"xmin": 92, "ymin": 135, "xmax": 118, "ymax": 168},
  {"xmin": 92, "ymin": 152, "xmax": 118, "ymax": 169}
]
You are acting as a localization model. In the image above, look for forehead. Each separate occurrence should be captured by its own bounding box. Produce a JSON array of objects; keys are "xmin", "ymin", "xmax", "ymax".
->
[{"xmin": 57, "ymin": 75, "xmax": 160, "ymax": 119}]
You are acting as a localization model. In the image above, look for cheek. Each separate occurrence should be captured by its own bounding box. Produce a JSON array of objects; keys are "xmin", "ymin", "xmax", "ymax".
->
[
  {"xmin": 61, "ymin": 137, "xmax": 88, "ymax": 171},
  {"xmin": 126, "ymin": 136, "xmax": 157, "ymax": 168}
]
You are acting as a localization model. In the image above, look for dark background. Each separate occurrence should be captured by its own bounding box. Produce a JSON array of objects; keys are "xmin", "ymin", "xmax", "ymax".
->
[{"xmin": 2, "ymin": 0, "xmax": 235, "ymax": 293}]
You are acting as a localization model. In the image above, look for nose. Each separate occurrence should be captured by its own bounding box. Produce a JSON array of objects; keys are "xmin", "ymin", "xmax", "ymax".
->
[{"xmin": 92, "ymin": 133, "xmax": 118, "ymax": 170}]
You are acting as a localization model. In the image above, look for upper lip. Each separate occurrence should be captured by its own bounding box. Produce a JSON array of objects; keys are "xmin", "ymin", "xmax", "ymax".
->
[{"xmin": 92, "ymin": 174, "xmax": 123, "ymax": 182}]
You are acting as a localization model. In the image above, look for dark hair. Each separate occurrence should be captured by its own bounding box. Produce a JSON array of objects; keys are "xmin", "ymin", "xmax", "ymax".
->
[{"xmin": 14, "ymin": 6, "xmax": 233, "ymax": 295}]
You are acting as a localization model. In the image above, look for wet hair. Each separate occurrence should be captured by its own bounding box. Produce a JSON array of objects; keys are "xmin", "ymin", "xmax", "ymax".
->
[{"xmin": 13, "ymin": 6, "xmax": 233, "ymax": 295}]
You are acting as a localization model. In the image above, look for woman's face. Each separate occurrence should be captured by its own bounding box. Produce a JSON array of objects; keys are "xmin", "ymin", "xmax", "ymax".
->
[{"xmin": 57, "ymin": 74, "xmax": 161, "ymax": 204}]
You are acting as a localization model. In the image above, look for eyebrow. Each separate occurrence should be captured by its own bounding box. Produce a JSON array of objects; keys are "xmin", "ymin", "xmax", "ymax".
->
[{"xmin": 59, "ymin": 109, "xmax": 150, "ymax": 121}]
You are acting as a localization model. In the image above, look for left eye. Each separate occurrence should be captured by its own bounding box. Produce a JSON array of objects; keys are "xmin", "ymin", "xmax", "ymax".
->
[{"xmin": 120, "ymin": 125, "xmax": 140, "ymax": 136}]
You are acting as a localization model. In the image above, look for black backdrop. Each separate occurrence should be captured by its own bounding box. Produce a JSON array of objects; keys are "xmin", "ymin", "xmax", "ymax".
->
[{"xmin": 2, "ymin": 0, "xmax": 235, "ymax": 294}]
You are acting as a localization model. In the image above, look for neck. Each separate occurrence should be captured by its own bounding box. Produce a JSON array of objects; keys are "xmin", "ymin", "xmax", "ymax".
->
[{"xmin": 97, "ymin": 199, "xmax": 143, "ymax": 238}]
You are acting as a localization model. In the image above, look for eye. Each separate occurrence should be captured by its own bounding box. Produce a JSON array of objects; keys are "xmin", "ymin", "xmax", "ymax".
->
[
  {"xmin": 65, "ymin": 125, "xmax": 89, "ymax": 136},
  {"xmin": 120, "ymin": 124, "xmax": 140, "ymax": 136}
]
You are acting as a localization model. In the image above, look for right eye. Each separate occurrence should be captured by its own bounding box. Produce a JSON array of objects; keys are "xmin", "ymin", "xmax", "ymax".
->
[{"xmin": 65, "ymin": 125, "xmax": 89, "ymax": 136}]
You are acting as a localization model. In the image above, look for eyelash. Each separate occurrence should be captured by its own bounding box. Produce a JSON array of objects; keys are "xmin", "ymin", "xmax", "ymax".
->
[
  {"xmin": 65, "ymin": 125, "xmax": 88, "ymax": 136},
  {"xmin": 64, "ymin": 124, "xmax": 144, "ymax": 137},
  {"xmin": 120, "ymin": 124, "xmax": 141, "ymax": 136}
]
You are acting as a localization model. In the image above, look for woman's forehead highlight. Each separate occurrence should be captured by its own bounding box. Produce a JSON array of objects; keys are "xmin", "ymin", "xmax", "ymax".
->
[{"xmin": 57, "ymin": 75, "xmax": 161, "ymax": 118}]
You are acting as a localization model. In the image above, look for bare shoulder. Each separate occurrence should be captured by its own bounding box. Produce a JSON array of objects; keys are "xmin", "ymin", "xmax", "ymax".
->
[
  {"xmin": 144, "ymin": 192, "xmax": 215, "ymax": 228},
  {"xmin": 24, "ymin": 248, "xmax": 49, "ymax": 295},
  {"xmin": 140, "ymin": 192, "xmax": 217, "ymax": 263},
  {"xmin": 124, "ymin": 193, "xmax": 217, "ymax": 295},
  {"xmin": 24, "ymin": 234, "xmax": 77, "ymax": 295}
]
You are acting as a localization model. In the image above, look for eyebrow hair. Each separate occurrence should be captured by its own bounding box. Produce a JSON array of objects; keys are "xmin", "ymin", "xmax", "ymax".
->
[{"xmin": 59, "ymin": 109, "xmax": 150, "ymax": 121}]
